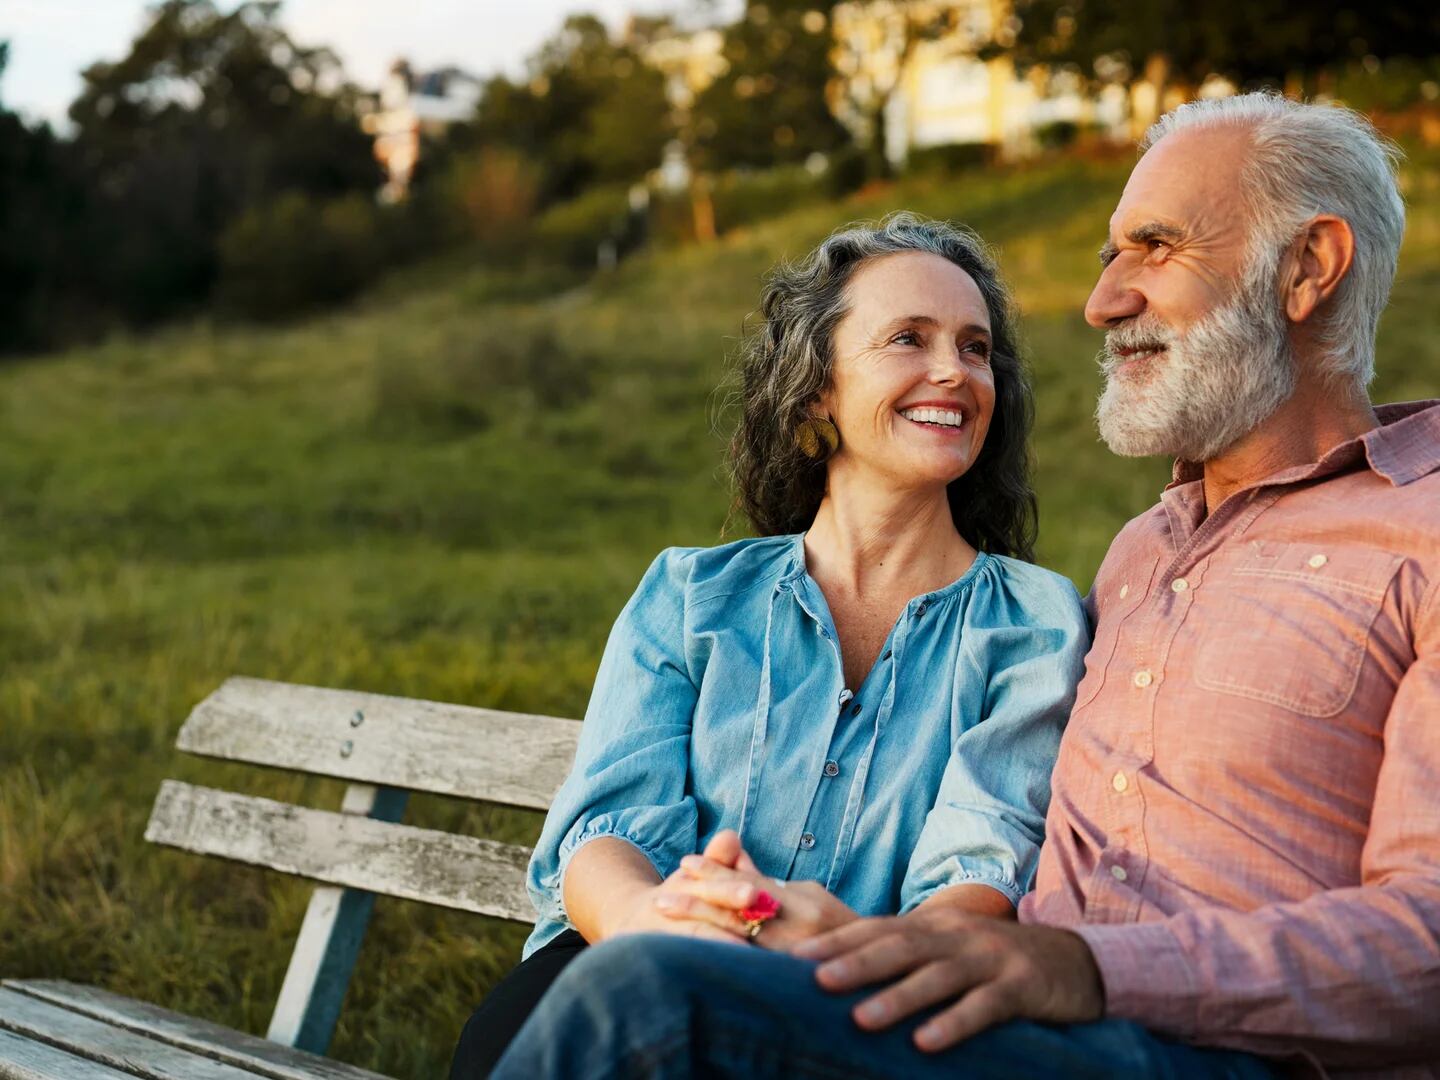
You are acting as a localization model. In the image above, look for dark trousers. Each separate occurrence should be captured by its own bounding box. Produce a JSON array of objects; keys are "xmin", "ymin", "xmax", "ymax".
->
[{"xmin": 449, "ymin": 929, "xmax": 588, "ymax": 1080}]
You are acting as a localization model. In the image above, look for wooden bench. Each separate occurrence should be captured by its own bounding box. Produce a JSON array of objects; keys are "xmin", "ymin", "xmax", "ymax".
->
[{"xmin": 0, "ymin": 676, "xmax": 581, "ymax": 1079}]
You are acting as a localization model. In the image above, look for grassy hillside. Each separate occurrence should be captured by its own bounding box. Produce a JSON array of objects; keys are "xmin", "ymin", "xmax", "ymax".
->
[{"xmin": 3, "ymin": 148, "xmax": 1438, "ymax": 1078}]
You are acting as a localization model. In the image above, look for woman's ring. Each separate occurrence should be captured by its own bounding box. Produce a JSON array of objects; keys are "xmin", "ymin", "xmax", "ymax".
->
[{"xmin": 739, "ymin": 889, "xmax": 782, "ymax": 942}]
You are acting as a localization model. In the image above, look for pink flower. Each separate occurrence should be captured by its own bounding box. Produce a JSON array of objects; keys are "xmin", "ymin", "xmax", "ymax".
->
[{"xmin": 740, "ymin": 890, "xmax": 781, "ymax": 923}]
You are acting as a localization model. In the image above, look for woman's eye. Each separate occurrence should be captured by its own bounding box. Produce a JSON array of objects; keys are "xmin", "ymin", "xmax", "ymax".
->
[
  {"xmin": 891, "ymin": 330, "xmax": 922, "ymax": 347},
  {"xmin": 963, "ymin": 340, "xmax": 991, "ymax": 359}
]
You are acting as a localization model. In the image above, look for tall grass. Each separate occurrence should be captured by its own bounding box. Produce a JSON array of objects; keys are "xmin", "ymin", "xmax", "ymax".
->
[{"xmin": 3, "ymin": 148, "xmax": 1438, "ymax": 1077}]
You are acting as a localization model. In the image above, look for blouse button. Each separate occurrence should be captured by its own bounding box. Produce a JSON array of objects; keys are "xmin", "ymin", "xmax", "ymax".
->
[
  {"xmin": 799, "ymin": 833, "xmax": 816, "ymax": 850},
  {"xmin": 823, "ymin": 761, "xmax": 840, "ymax": 778},
  {"xmin": 915, "ymin": 603, "xmax": 927, "ymax": 618},
  {"xmin": 880, "ymin": 649, "xmax": 892, "ymax": 662}
]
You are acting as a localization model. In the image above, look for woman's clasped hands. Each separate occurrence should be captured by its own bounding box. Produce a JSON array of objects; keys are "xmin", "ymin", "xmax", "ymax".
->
[{"xmin": 648, "ymin": 830, "xmax": 857, "ymax": 949}]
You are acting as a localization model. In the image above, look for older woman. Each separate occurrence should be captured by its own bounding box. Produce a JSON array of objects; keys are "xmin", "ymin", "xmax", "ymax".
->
[{"xmin": 450, "ymin": 213, "xmax": 1087, "ymax": 1077}]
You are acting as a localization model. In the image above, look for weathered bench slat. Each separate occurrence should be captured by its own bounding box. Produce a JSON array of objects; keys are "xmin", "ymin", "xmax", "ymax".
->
[
  {"xmin": 1, "ymin": 982, "xmax": 387, "ymax": 1080},
  {"xmin": 0, "ymin": 1026, "xmax": 140, "ymax": 1079},
  {"xmin": 176, "ymin": 677, "xmax": 580, "ymax": 809},
  {"xmin": 144, "ymin": 781, "xmax": 535, "ymax": 920},
  {"xmin": 0, "ymin": 988, "xmax": 264, "ymax": 1080}
]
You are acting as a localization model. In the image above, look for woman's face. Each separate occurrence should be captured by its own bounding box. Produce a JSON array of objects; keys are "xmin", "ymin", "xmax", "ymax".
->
[{"xmin": 820, "ymin": 251, "xmax": 997, "ymax": 492}]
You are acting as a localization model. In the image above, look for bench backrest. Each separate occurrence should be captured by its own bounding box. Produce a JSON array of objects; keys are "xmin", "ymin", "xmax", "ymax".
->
[{"xmin": 144, "ymin": 676, "xmax": 581, "ymax": 1055}]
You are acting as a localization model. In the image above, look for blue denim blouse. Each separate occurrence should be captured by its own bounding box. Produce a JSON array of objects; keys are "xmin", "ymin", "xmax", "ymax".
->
[{"xmin": 523, "ymin": 534, "xmax": 1089, "ymax": 956}]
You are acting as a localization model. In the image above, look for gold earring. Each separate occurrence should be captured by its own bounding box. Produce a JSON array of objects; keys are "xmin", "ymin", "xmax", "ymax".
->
[{"xmin": 795, "ymin": 416, "xmax": 840, "ymax": 460}]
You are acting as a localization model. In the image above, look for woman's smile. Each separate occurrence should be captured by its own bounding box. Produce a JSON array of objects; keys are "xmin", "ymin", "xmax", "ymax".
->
[{"xmin": 898, "ymin": 402, "xmax": 970, "ymax": 436}]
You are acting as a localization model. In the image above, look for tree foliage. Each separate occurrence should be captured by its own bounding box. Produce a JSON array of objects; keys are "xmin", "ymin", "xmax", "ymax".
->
[
  {"xmin": 690, "ymin": 1, "xmax": 849, "ymax": 171},
  {"xmin": 66, "ymin": 0, "xmax": 380, "ymax": 320},
  {"xmin": 0, "ymin": 1, "xmax": 386, "ymax": 351},
  {"xmin": 1004, "ymin": 1, "xmax": 1440, "ymax": 90},
  {"xmin": 474, "ymin": 15, "xmax": 672, "ymax": 203}
]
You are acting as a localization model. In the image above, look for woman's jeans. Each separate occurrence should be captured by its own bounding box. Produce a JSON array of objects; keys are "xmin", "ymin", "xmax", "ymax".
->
[{"xmin": 490, "ymin": 934, "xmax": 1280, "ymax": 1080}]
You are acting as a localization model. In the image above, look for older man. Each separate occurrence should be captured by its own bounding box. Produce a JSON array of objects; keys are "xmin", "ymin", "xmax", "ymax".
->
[{"xmin": 491, "ymin": 93, "xmax": 1440, "ymax": 1078}]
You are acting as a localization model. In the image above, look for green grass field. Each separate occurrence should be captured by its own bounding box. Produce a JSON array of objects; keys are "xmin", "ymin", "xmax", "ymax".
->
[{"xmin": 3, "ymin": 148, "xmax": 1439, "ymax": 1078}]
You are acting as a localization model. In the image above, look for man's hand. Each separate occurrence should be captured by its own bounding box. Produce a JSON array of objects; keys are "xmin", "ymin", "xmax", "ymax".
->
[{"xmin": 791, "ymin": 906, "xmax": 1105, "ymax": 1052}]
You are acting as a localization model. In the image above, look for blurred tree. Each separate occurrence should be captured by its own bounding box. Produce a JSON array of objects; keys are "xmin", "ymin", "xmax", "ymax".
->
[
  {"xmin": 475, "ymin": 15, "xmax": 672, "ymax": 203},
  {"xmin": 0, "ymin": 41, "xmax": 92, "ymax": 354},
  {"xmin": 65, "ymin": 0, "xmax": 381, "ymax": 324},
  {"xmin": 827, "ymin": 1, "xmax": 958, "ymax": 177},
  {"xmin": 1002, "ymin": 2, "xmax": 1440, "ymax": 111},
  {"xmin": 690, "ymin": 1, "xmax": 849, "ymax": 171}
]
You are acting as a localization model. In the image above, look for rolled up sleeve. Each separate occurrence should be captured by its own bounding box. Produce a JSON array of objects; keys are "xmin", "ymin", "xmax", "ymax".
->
[
  {"xmin": 901, "ymin": 581, "xmax": 1089, "ymax": 912},
  {"xmin": 526, "ymin": 549, "xmax": 702, "ymax": 945}
]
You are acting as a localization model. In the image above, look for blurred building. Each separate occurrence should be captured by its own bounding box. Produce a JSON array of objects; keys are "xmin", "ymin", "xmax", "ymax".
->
[
  {"xmin": 830, "ymin": 0, "xmax": 1128, "ymax": 166},
  {"xmin": 361, "ymin": 60, "xmax": 483, "ymax": 202}
]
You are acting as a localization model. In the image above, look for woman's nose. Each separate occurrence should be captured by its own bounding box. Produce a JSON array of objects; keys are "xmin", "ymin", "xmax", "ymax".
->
[{"xmin": 930, "ymin": 343, "xmax": 969, "ymax": 385}]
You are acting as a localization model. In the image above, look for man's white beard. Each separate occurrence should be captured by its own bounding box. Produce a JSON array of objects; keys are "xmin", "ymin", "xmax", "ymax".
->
[{"xmin": 1095, "ymin": 259, "xmax": 1296, "ymax": 463}]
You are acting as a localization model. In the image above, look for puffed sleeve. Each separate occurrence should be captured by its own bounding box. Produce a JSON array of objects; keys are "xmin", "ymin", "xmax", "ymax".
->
[
  {"xmin": 900, "ymin": 571, "xmax": 1089, "ymax": 910},
  {"xmin": 525, "ymin": 548, "xmax": 702, "ymax": 936}
]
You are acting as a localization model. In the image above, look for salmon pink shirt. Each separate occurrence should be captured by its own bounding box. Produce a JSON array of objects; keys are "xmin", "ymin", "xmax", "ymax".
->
[{"xmin": 1020, "ymin": 401, "xmax": 1440, "ymax": 1077}]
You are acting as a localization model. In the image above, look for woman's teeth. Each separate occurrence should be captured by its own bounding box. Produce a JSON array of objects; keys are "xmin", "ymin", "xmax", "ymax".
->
[{"xmin": 900, "ymin": 407, "xmax": 965, "ymax": 428}]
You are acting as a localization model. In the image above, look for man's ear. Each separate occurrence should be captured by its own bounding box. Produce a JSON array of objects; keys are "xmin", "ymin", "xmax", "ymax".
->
[{"xmin": 1284, "ymin": 215, "xmax": 1355, "ymax": 324}]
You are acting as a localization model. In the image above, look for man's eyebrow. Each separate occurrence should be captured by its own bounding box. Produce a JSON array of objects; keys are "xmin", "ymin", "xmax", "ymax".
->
[
  {"xmin": 1099, "ymin": 222, "xmax": 1186, "ymax": 266},
  {"xmin": 1128, "ymin": 222, "xmax": 1185, "ymax": 244}
]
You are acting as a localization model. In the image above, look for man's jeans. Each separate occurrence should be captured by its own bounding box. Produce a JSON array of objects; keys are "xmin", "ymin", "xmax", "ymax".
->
[{"xmin": 490, "ymin": 934, "xmax": 1279, "ymax": 1079}]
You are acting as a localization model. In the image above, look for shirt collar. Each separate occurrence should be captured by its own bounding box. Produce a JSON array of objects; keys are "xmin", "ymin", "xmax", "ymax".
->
[{"xmin": 1167, "ymin": 399, "xmax": 1440, "ymax": 491}]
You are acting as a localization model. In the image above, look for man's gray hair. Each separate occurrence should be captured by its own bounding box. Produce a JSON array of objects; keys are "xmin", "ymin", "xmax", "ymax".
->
[{"xmin": 1141, "ymin": 92, "xmax": 1405, "ymax": 389}]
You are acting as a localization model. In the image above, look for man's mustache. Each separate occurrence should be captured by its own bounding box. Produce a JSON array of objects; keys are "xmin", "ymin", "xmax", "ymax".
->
[{"xmin": 1101, "ymin": 316, "xmax": 1175, "ymax": 372}]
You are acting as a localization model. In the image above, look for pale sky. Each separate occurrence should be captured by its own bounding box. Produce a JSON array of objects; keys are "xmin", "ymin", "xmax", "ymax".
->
[{"xmin": 0, "ymin": 0, "xmax": 740, "ymax": 127}]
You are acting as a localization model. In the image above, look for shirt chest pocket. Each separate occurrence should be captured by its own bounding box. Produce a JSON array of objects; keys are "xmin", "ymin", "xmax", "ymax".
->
[{"xmin": 1193, "ymin": 543, "xmax": 1402, "ymax": 717}]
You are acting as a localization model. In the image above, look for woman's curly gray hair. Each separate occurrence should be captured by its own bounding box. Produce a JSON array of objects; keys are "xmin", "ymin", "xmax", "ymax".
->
[{"xmin": 727, "ymin": 212, "xmax": 1038, "ymax": 561}]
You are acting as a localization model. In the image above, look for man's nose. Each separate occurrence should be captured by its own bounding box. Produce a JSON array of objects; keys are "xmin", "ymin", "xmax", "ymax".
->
[{"xmin": 1085, "ymin": 263, "xmax": 1145, "ymax": 329}]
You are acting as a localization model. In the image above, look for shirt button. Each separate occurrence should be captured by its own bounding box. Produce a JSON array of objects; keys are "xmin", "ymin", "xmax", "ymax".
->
[
  {"xmin": 823, "ymin": 760, "xmax": 840, "ymax": 778},
  {"xmin": 1308, "ymin": 554, "xmax": 1328, "ymax": 568},
  {"xmin": 1110, "ymin": 864, "xmax": 1128, "ymax": 882},
  {"xmin": 1111, "ymin": 771, "xmax": 1128, "ymax": 793},
  {"xmin": 799, "ymin": 832, "xmax": 816, "ymax": 850},
  {"xmin": 1119, "ymin": 584, "xmax": 1130, "ymax": 599},
  {"xmin": 1133, "ymin": 669, "xmax": 1153, "ymax": 688},
  {"xmin": 1171, "ymin": 578, "xmax": 1189, "ymax": 592}
]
